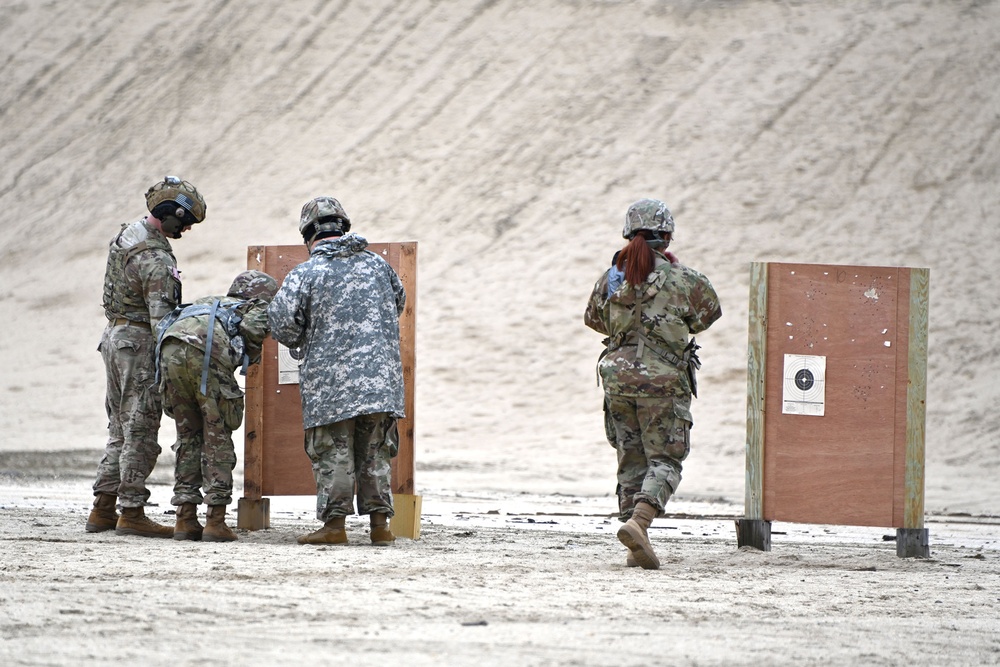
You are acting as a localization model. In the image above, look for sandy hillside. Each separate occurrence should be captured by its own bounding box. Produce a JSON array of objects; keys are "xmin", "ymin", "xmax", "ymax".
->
[{"xmin": 1, "ymin": 0, "xmax": 999, "ymax": 516}]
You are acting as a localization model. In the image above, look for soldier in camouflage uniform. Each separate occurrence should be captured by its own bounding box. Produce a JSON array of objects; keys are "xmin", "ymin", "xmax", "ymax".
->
[
  {"xmin": 268, "ymin": 196, "xmax": 405, "ymax": 547},
  {"xmin": 87, "ymin": 176, "xmax": 206, "ymax": 538},
  {"xmin": 156, "ymin": 270, "xmax": 278, "ymax": 542},
  {"xmin": 584, "ymin": 198, "xmax": 721, "ymax": 569}
]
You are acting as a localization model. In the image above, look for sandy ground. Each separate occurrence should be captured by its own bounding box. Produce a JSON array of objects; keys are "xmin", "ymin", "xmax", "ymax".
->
[
  {"xmin": 2, "ymin": 1, "xmax": 1000, "ymax": 664},
  {"xmin": 2, "ymin": 454, "xmax": 999, "ymax": 666}
]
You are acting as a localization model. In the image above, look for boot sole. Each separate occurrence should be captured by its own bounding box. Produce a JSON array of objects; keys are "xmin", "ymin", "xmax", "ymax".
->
[
  {"xmin": 85, "ymin": 523, "xmax": 117, "ymax": 533},
  {"xmin": 173, "ymin": 532, "xmax": 203, "ymax": 541},
  {"xmin": 202, "ymin": 535, "xmax": 237, "ymax": 542},
  {"xmin": 297, "ymin": 533, "xmax": 348, "ymax": 545},
  {"xmin": 115, "ymin": 527, "xmax": 174, "ymax": 539},
  {"xmin": 617, "ymin": 524, "xmax": 660, "ymax": 570}
]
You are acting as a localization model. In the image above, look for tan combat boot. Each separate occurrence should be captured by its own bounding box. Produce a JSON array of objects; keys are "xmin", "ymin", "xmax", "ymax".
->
[
  {"xmin": 116, "ymin": 506, "xmax": 174, "ymax": 538},
  {"xmin": 617, "ymin": 501, "xmax": 660, "ymax": 570},
  {"xmin": 370, "ymin": 512, "xmax": 395, "ymax": 546},
  {"xmin": 173, "ymin": 502, "xmax": 203, "ymax": 541},
  {"xmin": 297, "ymin": 516, "xmax": 347, "ymax": 545},
  {"xmin": 203, "ymin": 505, "xmax": 237, "ymax": 542},
  {"xmin": 85, "ymin": 493, "xmax": 119, "ymax": 533}
]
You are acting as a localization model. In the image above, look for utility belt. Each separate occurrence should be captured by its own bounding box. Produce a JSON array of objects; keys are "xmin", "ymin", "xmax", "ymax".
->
[
  {"xmin": 108, "ymin": 317, "xmax": 151, "ymax": 329},
  {"xmin": 606, "ymin": 331, "xmax": 702, "ymax": 397}
]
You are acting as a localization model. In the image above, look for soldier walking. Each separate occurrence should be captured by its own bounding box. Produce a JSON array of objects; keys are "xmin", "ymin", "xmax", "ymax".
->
[
  {"xmin": 87, "ymin": 177, "xmax": 206, "ymax": 538},
  {"xmin": 584, "ymin": 199, "xmax": 722, "ymax": 569},
  {"xmin": 268, "ymin": 196, "xmax": 406, "ymax": 546},
  {"xmin": 155, "ymin": 270, "xmax": 278, "ymax": 542}
]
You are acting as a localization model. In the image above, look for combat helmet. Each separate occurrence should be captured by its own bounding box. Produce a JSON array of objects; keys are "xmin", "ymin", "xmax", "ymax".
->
[
  {"xmin": 299, "ymin": 196, "xmax": 351, "ymax": 244},
  {"xmin": 228, "ymin": 270, "xmax": 279, "ymax": 302},
  {"xmin": 145, "ymin": 176, "xmax": 207, "ymax": 239},
  {"xmin": 623, "ymin": 198, "xmax": 674, "ymax": 239}
]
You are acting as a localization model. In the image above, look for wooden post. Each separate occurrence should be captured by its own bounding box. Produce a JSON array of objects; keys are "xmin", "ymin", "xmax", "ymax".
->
[
  {"xmin": 388, "ymin": 243, "xmax": 420, "ymax": 538},
  {"xmin": 237, "ymin": 246, "xmax": 270, "ymax": 530},
  {"xmin": 738, "ymin": 262, "xmax": 771, "ymax": 550},
  {"xmin": 898, "ymin": 268, "xmax": 930, "ymax": 557}
]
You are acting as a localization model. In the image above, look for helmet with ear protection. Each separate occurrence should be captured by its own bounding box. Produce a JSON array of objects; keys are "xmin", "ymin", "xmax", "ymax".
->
[{"xmin": 145, "ymin": 176, "xmax": 206, "ymax": 238}]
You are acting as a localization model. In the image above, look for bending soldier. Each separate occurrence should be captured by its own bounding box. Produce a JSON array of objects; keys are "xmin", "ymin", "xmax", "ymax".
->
[{"xmin": 155, "ymin": 270, "xmax": 278, "ymax": 542}]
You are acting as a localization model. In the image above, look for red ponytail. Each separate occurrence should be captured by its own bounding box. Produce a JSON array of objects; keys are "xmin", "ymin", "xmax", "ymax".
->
[{"xmin": 616, "ymin": 234, "xmax": 655, "ymax": 286}]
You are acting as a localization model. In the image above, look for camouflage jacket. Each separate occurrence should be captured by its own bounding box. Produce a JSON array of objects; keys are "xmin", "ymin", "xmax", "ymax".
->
[
  {"xmin": 585, "ymin": 255, "xmax": 721, "ymax": 399},
  {"xmin": 160, "ymin": 295, "xmax": 271, "ymax": 377},
  {"xmin": 267, "ymin": 233, "xmax": 406, "ymax": 428},
  {"xmin": 102, "ymin": 217, "xmax": 181, "ymax": 329}
]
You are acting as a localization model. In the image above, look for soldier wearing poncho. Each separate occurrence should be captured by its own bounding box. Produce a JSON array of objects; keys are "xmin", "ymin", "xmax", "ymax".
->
[
  {"xmin": 585, "ymin": 198, "xmax": 722, "ymax": 570},
  {"xmin": 268, "ymin": 196, "xmax": 405, "ymax": 547},
  {"xmin": 156, "ymin": 270, "xmax": 278, "ymax": 542},
  {"xmin": 87, "ymin": 176, "xmax": 206, "ymax": 539}
]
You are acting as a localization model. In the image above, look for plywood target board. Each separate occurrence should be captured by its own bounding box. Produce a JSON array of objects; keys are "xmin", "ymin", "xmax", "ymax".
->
[
  {"xmin": 241, "ymin": 243, "xmax": 417, "ymax": 500},
  {"xmin": 745, "ymin": 262, "xmax": 929, "ymax": 528}
]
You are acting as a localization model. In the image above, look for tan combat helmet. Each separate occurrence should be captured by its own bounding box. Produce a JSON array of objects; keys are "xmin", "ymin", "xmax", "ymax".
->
[{"xmin": 145, "ymin": 176, "xmax": 206, "ymax": 238}]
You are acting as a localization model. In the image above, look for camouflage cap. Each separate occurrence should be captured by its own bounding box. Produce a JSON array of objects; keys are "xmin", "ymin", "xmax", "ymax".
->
[
  {"xmin": 145, "ymin": 176, "xmax": 207, "ymax": 223},
  {"xmin": 228, "ymin": 270, "xmax": 279, "ymax": 302},
  {"xmin": 623, "ymin": 198, "xmax": 674, "ymax": 239},
  {"xmin": 299, "ymin": 196, "xmax": 351, "ymax": 242}
]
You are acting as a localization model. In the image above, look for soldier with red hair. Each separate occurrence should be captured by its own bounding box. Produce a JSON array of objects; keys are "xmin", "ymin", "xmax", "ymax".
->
[{"xmin": 585, "ymin": 198, "xmax": 722, "ymax": 569}]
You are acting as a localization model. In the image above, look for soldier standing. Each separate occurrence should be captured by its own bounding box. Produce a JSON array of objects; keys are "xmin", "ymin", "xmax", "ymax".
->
[
  {"xmin": 87, "ymin": 177, "xmax": 206, "ymax": 538},
  {"xmin": 268, "ymin": 196, "xmax": 405, "ymax": 546},
  {"xmin": 584, "ymin": 199, "xmax": 722, "ymax": 569},
  {"xmin": 155, "ymin": 270, "xmax": 278, "ymax": 542}
]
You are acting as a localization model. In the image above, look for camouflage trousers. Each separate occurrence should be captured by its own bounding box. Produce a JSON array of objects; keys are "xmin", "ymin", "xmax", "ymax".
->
[
  {"xmin": 605, "ymin": 393, "xmax": 691, "ymax": 520},
  {"xmin": 159, "ymin": 340, "xmax": 243, "ymax": 507},
  {"xmin": 304, "ymin": 413, "xmax": 396, "ymax": 522},
  {"xmin": 94, "ymin": 322, "xmax": 163, "ymax": 508}
]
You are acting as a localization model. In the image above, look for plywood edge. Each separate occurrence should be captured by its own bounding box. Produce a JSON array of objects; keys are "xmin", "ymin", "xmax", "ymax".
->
[
  {"xmin": 395, "ymin": 243, "xmax": 417, "ymax": 494},
  {"xmin": 745, "ymin": 261, "xmax": 768, "ymax": 519},
  {"xmin": 903, "ymin": 268, "xmax": 929, "ymax": 528}
]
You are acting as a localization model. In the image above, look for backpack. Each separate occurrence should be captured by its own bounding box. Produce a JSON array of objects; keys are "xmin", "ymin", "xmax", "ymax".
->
[{"xmin": 153, "ymin": 298, "xmax": 249, "ymax": 394}]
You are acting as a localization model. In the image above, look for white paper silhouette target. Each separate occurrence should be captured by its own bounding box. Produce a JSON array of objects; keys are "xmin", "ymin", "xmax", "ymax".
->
[{"xmin": 782, "ymin": 354, "xmax": 826, "ymax": 416}]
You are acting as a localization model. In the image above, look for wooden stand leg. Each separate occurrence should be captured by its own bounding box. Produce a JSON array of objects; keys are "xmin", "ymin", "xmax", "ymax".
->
[
  {"xmin": 389, "ymin": 494, "xmax": 422, "ymax": 540},
  {"xmin": 896, "ymin": 527, "xmax": 929, "ymax": 558},
  {"xmin": 237, "ymin": 497, "xmax": 270, "ymax": 531},
  {"xmin": 736, "ymin": 518, "xmax": 771, "ymax": 551}
]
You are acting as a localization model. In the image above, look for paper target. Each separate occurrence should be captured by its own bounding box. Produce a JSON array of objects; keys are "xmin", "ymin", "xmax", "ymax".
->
[
  {"xmin": 782, "ymin": 354, "xmax": 826, "ymax": 416},
  {"xmin": 277, "ymin": 343, "xmax": 303, "ymax": 385}
]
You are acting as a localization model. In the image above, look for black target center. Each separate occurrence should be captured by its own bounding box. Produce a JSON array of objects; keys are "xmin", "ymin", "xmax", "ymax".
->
[{"xmin": 794, "ymin": 368, "xmax": 814, "ymax": 391}]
